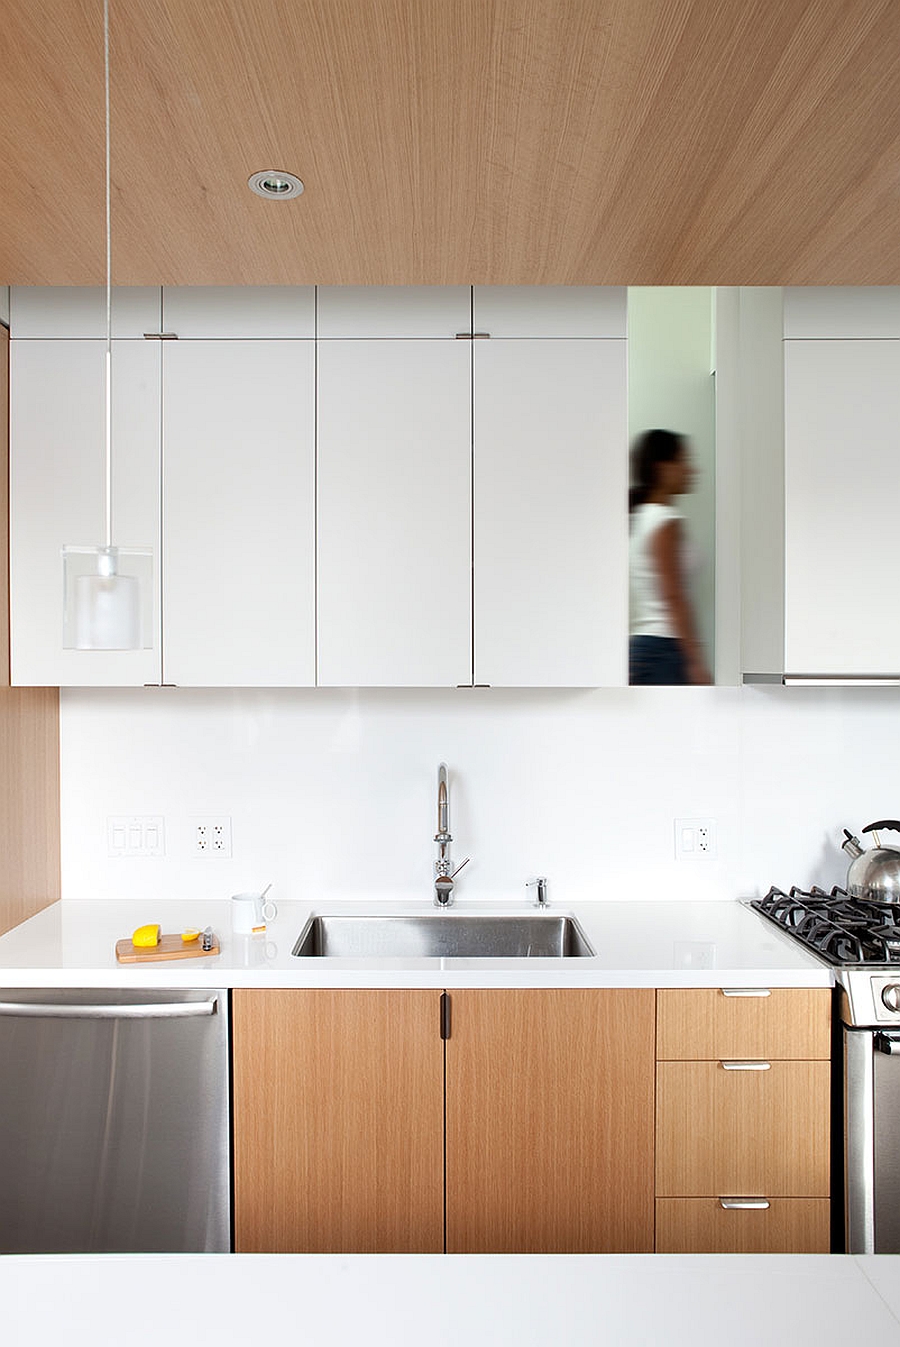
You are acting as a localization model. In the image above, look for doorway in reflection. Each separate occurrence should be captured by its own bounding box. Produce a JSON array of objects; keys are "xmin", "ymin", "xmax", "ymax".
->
[{"xmin": 627, "ymin": 288, "xmax": 716, "ymax": 683}]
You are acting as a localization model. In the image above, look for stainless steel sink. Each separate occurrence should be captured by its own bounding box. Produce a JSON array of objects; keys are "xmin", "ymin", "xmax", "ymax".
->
[{"xmin": 292, "ymin": 913, "xmax": 595, "ymax": 959}]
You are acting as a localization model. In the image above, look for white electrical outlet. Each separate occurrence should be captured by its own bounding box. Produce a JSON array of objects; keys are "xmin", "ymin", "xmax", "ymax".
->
[
  {"xmin": 674, "ymin": 818, "xmax": 717, "ymax": 860},
  {"xmin": 192, "ymin": 816, "xmax": 232, "ymax": 858},
  {"xmin": 107, "ymin": 815, "xmax": 165, "ymax": 858}
]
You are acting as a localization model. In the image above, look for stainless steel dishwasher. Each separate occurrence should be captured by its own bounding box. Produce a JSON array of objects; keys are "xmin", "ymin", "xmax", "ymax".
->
[{"xmin": 0, "ymin": 987, "xmax": 230, "ymax": 1253}]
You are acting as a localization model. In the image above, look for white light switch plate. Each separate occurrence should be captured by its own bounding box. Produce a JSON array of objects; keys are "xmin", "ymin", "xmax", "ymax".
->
[{"xmin": 107, "ymin": 815, "xmax": 165, "ymax": 858}]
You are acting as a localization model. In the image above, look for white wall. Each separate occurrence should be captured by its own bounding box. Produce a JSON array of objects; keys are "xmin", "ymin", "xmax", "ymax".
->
[
  {"xmin": 59, "ymin": 685, "xmax": 900, "ymax": 906},
  {"xmin": 628, "ymin": 287, "xmax": 717, "ymax": 663}
]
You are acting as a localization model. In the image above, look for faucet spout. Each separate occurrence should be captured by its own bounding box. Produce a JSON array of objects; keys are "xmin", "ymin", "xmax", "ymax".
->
[{"xmin": 437, "ymin": 764, "xmax": 449, "ymax": 839}]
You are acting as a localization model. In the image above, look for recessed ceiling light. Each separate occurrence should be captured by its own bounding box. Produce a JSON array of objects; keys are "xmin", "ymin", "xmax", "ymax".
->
[{"xmin": 248, "ymin": 170, "xmax": 305, "ymax": 200}]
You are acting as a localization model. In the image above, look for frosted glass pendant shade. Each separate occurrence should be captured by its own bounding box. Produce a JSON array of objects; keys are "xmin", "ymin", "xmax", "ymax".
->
[{"xmin": 63, "ymin": 546, "xmax": 153, "ymax": 650}]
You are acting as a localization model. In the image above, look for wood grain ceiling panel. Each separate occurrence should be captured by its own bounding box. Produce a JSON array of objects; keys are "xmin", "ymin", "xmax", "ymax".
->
[
  {"xmin": 0, "ymin": 0, "xmax": 104, "ymax": 283},
  {"xmin": 1, "ymin": 0, "xmax": 898, "ymax": 285}
]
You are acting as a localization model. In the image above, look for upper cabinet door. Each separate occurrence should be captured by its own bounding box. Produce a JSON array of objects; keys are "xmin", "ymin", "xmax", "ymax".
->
[
  {"xmin": 317, "ymin": 338, "xmax": 472, "ymax": 686},
  {"xmin": 473, "ymin": 336, "xmax": 628, "ymax": 687},
  {"xmin": 9, "ymin": 338, "xmax": 161, "ymax": 686},
  {"xmin": 162, "ymin": 286, "xmax": 315, "ymax": 338},
  {"xmin": 162, "ymin": 340, "xmax": 315, "ymax": 686},
  {"xmin": 784, "ymin": 338, "xmax": 900, "ymax": 676},
  {"xmin": 317, "ymin": 286, "xmax": 471, "ymax": 338},
  {"xmin": 10, "ymin": 287, "xmax": 161, "ymax": 338},
  {"xmin": 473, "ymin": 286, "xmax": 627, "ymax": 338},
  {"xmin": 783, "ymin": 287, "xmax": 900, "ymax": 339}
]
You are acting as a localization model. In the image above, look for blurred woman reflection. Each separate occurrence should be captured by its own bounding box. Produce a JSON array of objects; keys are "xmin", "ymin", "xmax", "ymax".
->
[{"xmin": 628, "ymin": 429, "xmax": 711, "ymax": 685}]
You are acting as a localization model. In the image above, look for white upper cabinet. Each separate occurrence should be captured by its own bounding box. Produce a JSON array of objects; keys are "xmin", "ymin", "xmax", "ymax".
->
[
  {"xmin": 9, "ymin": 336, "xmax": 161, "ymax": 686},
  {"xmin": 162, "ymin": 287, "xmax": 315, "ymax": 338},
  {"xmin": 317, "ymin": 335, "xmax": 472, "ymax": 687},
  {"xmin": 473, "ymin": 286, "xmax": 627, "ymax": 338},
  {"xmin": 742, "ymin": 286, "xmax": 900, "ymax": 682},
  {"xmin": 473, "ymin": 336, "xmax": 627, "ymax": 686},
  {"xmin": 8, "ymin": 285, "xmax": 630, "ymax": 689},
  {"xmin": 10, "ymin": 286, "xmax": 160, "ymax": 338},
  {"xmin": 317, "ymin": 286, "xmax": 470, "ymax": 338},
  {"xmin": 162, "ymin": 339, "xmax": 315, "ymax": 686},
  {"xmin": 784, "ymin": 337, "xmax": 900, "ymax": 676},
  {"xmin": 783, "ymin": 287, "xmax": 900, "ymax": 339}
]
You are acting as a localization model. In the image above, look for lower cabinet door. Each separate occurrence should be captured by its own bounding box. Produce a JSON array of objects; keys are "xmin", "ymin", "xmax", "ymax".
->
[
  {"xmin": 445, "ymin": 988, "xmax": 655, "ymax": 1253},
  {"xmin": 656, "ymin": 1198, "xmax": 831, "ymax": 1253},
  {"xmin": 232, "ymin": 989, "xmax": 444, "ymax": 1252}
]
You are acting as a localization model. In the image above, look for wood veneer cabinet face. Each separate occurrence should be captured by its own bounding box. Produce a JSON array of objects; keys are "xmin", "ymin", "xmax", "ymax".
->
[
  {"xmin": 655, "ymin": 1059, "xmax": 830, "ymax": 1197},
  {"xmin": 653, "ymin": 987, "xmax": 832, "ymax": 1253},
  {"xmin": 656, "ymin": 1198, "xmax": 831, "ymax": 1253},
  {"xmin": 232, "ymin": 989, "xmax": 444, "ymax": 1253},
  {"xmin": 233, "ymin": 987, "xmax": 656, "ymax": 1255},
  {"xmin": 656, "ymin": 988, "xmax": 832, "ymax": 1060},
  {"xmin": 445, "ymin": 988, "xmax": 656, "ymax": 1253}
]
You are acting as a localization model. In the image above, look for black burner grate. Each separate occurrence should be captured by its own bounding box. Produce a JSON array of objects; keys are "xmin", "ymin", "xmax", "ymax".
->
[{"xmin": 751, "ymin": 886, "xmax": 900, "ymax": 966}]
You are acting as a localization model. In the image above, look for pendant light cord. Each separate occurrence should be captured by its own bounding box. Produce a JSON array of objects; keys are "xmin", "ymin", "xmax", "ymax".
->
[{"xmin": 104, "ymin": 0, "xmax": 112, "ymax": 552}]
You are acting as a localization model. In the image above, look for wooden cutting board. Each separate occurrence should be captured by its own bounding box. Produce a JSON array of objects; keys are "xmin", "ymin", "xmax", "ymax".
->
[{"xmin": 116, "ymin": 933, "xmax": 220, "ymax": 963}]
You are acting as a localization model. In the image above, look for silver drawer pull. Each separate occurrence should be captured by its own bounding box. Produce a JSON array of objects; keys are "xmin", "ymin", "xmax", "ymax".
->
[
  {"xmin": 721, "ymin": 988, "xmax": 771, "ymax": 998},
  {"xmin": 720, "ymin": 1060, "xmax": 771, "ymax": 1071},
  {"xmin": 719, "ymin": 1198, "xmax": 771, "ymax": 1211},
  {"xmin": 0, "ymin": 999, "xmax": 217, "ymax": 1020}
]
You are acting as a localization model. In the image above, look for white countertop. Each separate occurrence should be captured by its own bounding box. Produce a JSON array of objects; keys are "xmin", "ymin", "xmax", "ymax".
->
[
  {"xmin": 0, "ymin": 897, "xmax": 832, "ymax": 988},
  {"xmin": 4, "ymin": 1254, "xmax": 900, "ymax": 1347}
]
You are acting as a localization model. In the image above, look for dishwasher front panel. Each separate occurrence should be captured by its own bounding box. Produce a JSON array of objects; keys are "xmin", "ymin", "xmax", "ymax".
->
[{"xmin": 0, "ymin": 988, "xmax": 230, "ymax": 1253}]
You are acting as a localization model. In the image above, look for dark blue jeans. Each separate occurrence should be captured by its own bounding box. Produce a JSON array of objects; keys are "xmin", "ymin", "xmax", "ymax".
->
[{"xmin": 629, "ymin": 635, "xmax": 689, "ymax": 685}]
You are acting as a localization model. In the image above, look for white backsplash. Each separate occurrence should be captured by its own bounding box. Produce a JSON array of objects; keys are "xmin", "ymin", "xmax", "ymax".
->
[{"xmin": 57, "ymin": 685, "xmax": 900, "ymax": 906}]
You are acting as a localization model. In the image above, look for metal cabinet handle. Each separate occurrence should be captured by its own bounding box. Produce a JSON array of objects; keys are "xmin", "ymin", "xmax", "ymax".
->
[
  {"xmin": 720, "ymin": 1060, "xmax": 771, "ymax": 1071},
  {"xmin": 719, "ymin": 1198, "xmax": 771, "ymax": 1210},
  {"xmin": 875, "ymin": 1033, "xmax": 900, "ymax": 1055},
  {"xmin": 0, "ymin": 998, "xmax": 218, "ymax": 1019},
  {"xmin": 721, "ymin": 988, "xmax": 771, "ymax": 997}
]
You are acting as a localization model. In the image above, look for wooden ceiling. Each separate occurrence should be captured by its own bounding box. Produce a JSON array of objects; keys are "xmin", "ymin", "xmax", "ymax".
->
[{"xmin": 3, "ymin": 0, "xmax": 900, "ymax": 286}]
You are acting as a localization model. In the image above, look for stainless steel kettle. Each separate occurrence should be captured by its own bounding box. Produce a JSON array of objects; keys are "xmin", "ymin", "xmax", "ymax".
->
[{"xmin": 842, "ymin": 821, "xmax": 900, "ymax": 903}]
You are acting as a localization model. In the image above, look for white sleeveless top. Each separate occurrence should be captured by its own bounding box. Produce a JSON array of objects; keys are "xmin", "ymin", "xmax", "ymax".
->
[{"xmin": 629, "ymin": 502, "xmax": 682, "ymax": 638}]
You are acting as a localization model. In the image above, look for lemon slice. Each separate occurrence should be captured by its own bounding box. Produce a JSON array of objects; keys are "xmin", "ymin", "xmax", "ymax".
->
[
  {"xmin": 181, "ymin": 927, "xmax": 201, "ymax": 943},
  {"xmin": 132, "ymin": 923, "xmax": 161, "ymax": 948}
]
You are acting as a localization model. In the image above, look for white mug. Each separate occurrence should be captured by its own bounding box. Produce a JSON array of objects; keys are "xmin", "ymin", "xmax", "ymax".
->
[{"xmin": 231, "ymin": 891, "xmax": 277, "ymax": 934}]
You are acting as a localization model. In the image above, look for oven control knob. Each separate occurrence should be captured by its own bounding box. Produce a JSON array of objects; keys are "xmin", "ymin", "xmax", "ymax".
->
[{"xmin": 882, "ymin": 984, "xmax": 900, "ymax": 1012}]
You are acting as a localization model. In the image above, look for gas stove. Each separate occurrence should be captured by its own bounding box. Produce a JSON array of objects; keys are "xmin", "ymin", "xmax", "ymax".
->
[{"xmin": 750, "ymin": 885, "xmax": 900, "ymax": 1027}]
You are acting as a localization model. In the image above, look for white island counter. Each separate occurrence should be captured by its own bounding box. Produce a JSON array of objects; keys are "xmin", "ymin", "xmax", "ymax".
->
[{"xmin": 4, "ymin": 1253, "xmax": 900, "ymax": 1346}]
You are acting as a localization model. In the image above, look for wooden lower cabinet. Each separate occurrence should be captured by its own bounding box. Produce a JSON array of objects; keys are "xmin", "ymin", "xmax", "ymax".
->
[
  {"xmin": 656, "ymin": 988, "xmax": 831, "ymax": 1061},
  {"xmin": 656, "ymin": 1198, "xmax": 831, "ymax": 1253},
  {"xmin": 445, "ymin": 988, "xmax": 656, "ymax": 1253},
  {"xmin": 232, "ymin": 988, "xmax": 444, "ymax": 1253},
  {"xmin": 656, "ymin": 1059, "xmax": 831, "ymax": 1197},
  {"xmin": 654, "ymin": 987, "xmax": 832, "ymax": 1253},
  {"xmin": 233, "ymin": 986, "xmax": 656, "ymax": 1254}
]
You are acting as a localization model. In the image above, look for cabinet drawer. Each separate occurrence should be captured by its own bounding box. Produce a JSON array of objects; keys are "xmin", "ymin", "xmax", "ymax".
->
[
  {"xmin": 656, "ymin": 1060, "xmax": 830, "ymax": 1197},
  {"xmin": 656, "ymin": 1198, "xmax": 830, "ymax": 1253},
  {"xmin": 656, "ymin": 988, "xmax": 831, "ymax": 1060}
]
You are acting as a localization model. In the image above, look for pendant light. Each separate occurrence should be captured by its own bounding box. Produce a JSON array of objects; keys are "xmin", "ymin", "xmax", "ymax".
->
[{"xmin": 62, "ymin": 0, "xmax": 151, "ymax": 652}]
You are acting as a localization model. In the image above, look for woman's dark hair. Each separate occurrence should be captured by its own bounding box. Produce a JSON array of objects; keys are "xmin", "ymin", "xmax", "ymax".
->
[{"xmin": 628, "ymin": 429, "xmax": 686, "ymax": 511}]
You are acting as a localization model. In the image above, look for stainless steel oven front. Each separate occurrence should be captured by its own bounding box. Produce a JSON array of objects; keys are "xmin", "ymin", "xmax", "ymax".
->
[{"xmin": 842, "ymin": 973, "xmax": 900, "ymax": 1252}]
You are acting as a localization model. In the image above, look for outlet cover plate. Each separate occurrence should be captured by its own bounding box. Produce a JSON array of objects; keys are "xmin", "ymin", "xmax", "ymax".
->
[
  {"xmin": 191, "ymin": 816, "xmax": 233, "ymax": 858},
  {"xmin": 674, "ymin": 818, "xmax": 717, "ymax": 860}
]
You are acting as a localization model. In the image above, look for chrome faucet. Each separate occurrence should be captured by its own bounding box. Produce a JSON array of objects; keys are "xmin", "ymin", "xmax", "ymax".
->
[{"xmin": 434, "ymin": 762, "xmax": 469, "ymax": 906}]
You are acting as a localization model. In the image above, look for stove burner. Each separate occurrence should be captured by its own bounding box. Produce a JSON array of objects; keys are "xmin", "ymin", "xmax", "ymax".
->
[{"xmin": 752, "ymin": 885, "xmax": 900, "ymax": 966}]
